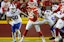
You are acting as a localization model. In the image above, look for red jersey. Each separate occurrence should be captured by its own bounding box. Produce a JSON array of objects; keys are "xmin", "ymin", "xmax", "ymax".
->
[{"xmin": 28, "ymin": 7, "xmax": 38, "ymax": 22}]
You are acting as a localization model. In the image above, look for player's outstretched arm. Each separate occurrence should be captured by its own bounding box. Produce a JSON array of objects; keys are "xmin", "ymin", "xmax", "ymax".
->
[
  {"xmin": 59, "ymin": 14, "xmax": 64, "ymax": 18},
  {"xmin": 20, "ymin": 11, "xmax": 28, "ymax": 17},
  {"xmin": 53, "ymin": 13, "xmax": 64, "ymax": 18},
  {"xmin": 18, "ymin": 9, "xmax": 28, "ymax": 17}
]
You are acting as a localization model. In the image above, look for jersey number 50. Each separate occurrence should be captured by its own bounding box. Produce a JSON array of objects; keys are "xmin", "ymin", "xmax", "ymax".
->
[{"xmin": 12, "ymin": 15, "xmax": 18, "ymax": 20}]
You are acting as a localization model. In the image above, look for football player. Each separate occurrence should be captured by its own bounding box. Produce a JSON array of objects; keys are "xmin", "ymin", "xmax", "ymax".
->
[
  {"xmin": 19, "ymin": 3, "xmax": 46, "ymax": 42},
  {"xmin": 6, "ymin": 4, "xmax": 27, "ymax": 42}
]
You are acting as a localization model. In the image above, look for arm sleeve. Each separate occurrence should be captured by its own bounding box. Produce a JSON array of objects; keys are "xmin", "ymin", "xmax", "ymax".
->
[
  {"xmin": 17, "ymin": 9, "xmax": 21, "ymax": 14},
  {"xmin": 59, "ymin": 14, "xmax": 64, "ymax": 18},
  {"xmin": 53, "ymin": 13, "xmax": 64, "ymax": 18}
]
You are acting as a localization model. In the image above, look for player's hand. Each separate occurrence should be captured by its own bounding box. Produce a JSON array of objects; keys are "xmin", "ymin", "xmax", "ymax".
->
[{"xmin": 9, "ymin": 22, "xmax": 13, "ymax": 26}]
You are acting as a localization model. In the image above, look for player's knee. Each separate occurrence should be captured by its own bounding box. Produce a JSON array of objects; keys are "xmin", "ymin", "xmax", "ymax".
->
[
  {"xmin": 38, "ymin": 31, "xmax": 43, "ymax": 36},
  {"xmin": 16, "ymin": 30, "xmax": 20, "ymax": 34},
  {"xmin": 51, "ymin": 22, "xmax": 54, "ymax": 26},
  {"xmin": 26, "ymin": 28, "xmax": 30, "ymax": 30},
  {"xmin": 50, "ymin": 27, "xmax": 55, "ymax": 32}
]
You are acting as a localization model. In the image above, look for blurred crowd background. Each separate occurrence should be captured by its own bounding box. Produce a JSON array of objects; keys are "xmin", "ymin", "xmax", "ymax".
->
[{"xmin": 0, "ymin": 0, "xmax": 61, "ymax": 20}]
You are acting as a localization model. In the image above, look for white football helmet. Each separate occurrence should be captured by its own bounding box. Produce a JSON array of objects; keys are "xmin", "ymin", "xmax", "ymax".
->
[
  {"xmin": 9, "ymin": 4, "xmax": 16, "ymax": 13},
  {"xmin": 52, "ymin": 5, "xmax": 58, "ymax": 11},
  {"xmin": 44, "ymin": 10, "xmax": 53, "ymax": 15}
]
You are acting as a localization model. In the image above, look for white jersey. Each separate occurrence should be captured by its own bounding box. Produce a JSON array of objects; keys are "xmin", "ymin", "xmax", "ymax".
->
[
  {"xmin": 1, "ymin": 1, "xmax": 10, "ymax": 11},
  {"xmin": 54, "ymin": 11, "xmax": 64, "ymax": 20},
  {"xmin": 43, "ymin": 10, "xmax": 56, "ymax": 26},
  {"xmin": 6, "ymin": 9, "xmax": 22, "ymax": 25},
  {"xmin": 54, "ymin": 11, "xmax": 64, "ymax": 29}
]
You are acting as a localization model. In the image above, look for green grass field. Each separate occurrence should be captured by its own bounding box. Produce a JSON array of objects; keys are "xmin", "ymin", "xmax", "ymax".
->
[{"xmin": 0, "ymin": 37, "xmax": 52, "ymax": 42}]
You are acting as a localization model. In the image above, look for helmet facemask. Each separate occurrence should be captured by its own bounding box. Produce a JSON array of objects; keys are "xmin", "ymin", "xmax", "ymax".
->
[
  {"xmin": 28, "ymin": 2, "xmax": 36, "ymax": 8},
  {"xmin": 9, "ymin": 4, "xmax": 16, "ymax": 13},
  {"xmin": 10, "ymin": 8, "xmax": 16, "ymax": 13}
]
